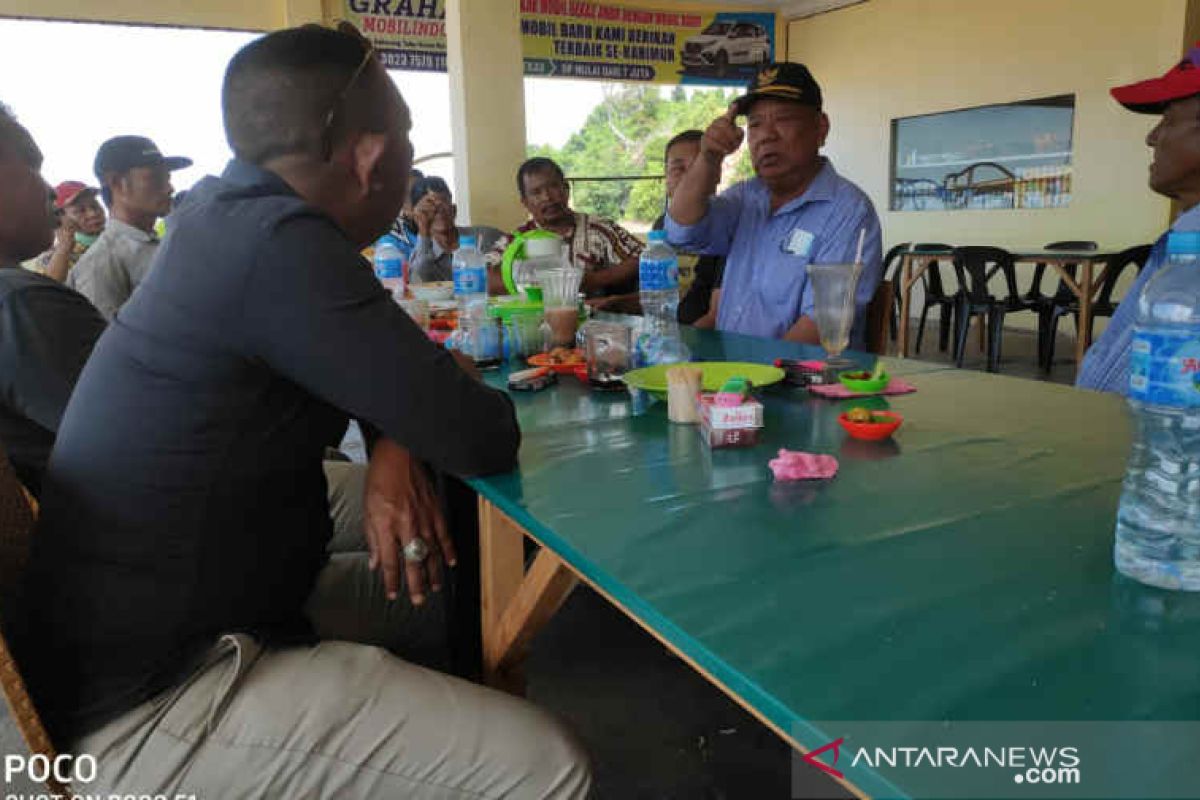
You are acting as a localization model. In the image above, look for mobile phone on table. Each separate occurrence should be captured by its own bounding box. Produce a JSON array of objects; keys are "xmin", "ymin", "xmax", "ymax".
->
[
  {"xmin": 774, "ymin": 358, "xmax": 828, "ymax": 386},
  {"xmin": 508, "ymin": 366, "xmax": 558, "ymax": 392}
]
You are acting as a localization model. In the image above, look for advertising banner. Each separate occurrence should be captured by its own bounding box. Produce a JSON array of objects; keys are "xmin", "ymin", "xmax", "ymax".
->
[{"xmin": 342, "ymin": 0, "xmax": 779, "ymax": 84}]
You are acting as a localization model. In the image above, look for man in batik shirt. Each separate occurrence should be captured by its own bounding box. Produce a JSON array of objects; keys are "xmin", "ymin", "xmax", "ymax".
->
[{"xmin": 486, "ymin": 157, "xmax": 643, "ymax": 301}]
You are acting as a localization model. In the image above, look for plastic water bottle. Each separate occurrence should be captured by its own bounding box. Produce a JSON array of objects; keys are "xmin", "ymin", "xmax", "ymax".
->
[
  {"xmin": 636, "ymin": 230, "xmax": 690, "ymax": 366},
  {"xmin": 1115, "ymin": 231, "xmax": 1200, "ymax": 590},
  {"xmin": 373, "ymin": 235, "xmax": 404, "ymax": 297},
  {"xmin": 452, "ymin": 234, "xmax": 488, "ymax": 319}
]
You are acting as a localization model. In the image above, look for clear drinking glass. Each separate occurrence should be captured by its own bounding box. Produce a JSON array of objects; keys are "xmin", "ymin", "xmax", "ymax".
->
[
  {"xmin": 506, "ymin": 311, "xmax": 545, "ymax": 360},
  {"xmin": 539, "ymin": 266, "xmax": 584, "ymax": 307},
  {"xmin": 806, "ymin": 262, "xmax": 863, "ymax": 370},
  {"xmin": 583, "ymin": 321, "xmax": 632, "ymax": 389},
  {"xmin": 456, "ymin": 315, "xmax": 503, "ymax": 369},
  {"xmin": 540, "ymin": 266, "xmax": 584, "ymax": 349},
  {"xmin": 396, "ymin": 296, "xmax": 429, "ymax": 330}
]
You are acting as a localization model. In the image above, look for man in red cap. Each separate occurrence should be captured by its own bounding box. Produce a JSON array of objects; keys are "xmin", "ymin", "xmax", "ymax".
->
[
  {"xmin": 1078, "ymin": 45, "xmax": 1200, "ymax": 393},
  {"xmin": 27, "ymin": 181, "xmax": 106, "ymax": 282}
]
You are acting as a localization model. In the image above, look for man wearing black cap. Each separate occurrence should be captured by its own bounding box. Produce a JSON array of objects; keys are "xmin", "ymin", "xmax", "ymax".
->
[
  {"xmin": 67, "ymin": 135, "xmax": 191, "ymax": 320},
  {"xmin": 665, "ymin": 62, "xmax": 882, "ymax": 346},
  {"xmin": 1078, "ymin": 45, "xmax": 1200, "ymax": 393}
]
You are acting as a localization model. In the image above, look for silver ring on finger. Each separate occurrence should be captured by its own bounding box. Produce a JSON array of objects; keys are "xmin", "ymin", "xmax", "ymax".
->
[{"xmin": 403, "ymin": 537, "xmax": 431, "ymax": 563}]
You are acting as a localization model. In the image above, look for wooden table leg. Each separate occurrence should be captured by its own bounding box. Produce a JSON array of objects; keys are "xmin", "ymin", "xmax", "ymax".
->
[
  {"xmin": 479, "ymin": 499, "xmax": 578, "ymax": 695},
  {"xmin": 1076, "ymin": 260, "xmax": 1095, "ymax": 373},
  {"xmin": 480, "ymin": 498, "xmax": 527, "ymax": 692},
  {"xmin": 898, "ymin": 255, "xmax": 913, "ymax": 357}
]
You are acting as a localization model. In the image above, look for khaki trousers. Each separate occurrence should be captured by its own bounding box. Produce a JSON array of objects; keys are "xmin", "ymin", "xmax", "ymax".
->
[
  {"xmin": 323, "ymin": 459, "xmax": 368, "ymax": 554},
  {"xmin": 69, "ymin": 552, "xmax": 591, "ymax": 798}
]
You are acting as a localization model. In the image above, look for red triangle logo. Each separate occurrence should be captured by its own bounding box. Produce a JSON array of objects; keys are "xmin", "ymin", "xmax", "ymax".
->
[{"xmin": 802, "ymin": 737, "xmax": 845, "ymax": 780}]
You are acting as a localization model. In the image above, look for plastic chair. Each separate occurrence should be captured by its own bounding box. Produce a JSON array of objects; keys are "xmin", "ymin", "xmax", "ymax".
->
[
  {"xmin": 0, "ymin": 449, "xmax": 69, "ymax": 795},
  {"xmin": 909, "ymin": 243, "xmax": 959, "ymax": 354},
  {"xmin": 882, "ymin": 242, "xmax": 911, "ymax": 341},
  {"xmin": 1024, "ymin": 240, "xmax": 1098, "ymax": 306},
  {"xmin": 1040, "ymin": 244, "xmax": 1153, "ymax": 371},
  {"xmin": 951, "ymin": 246, "xmax": 1022, "ymax": 372}
]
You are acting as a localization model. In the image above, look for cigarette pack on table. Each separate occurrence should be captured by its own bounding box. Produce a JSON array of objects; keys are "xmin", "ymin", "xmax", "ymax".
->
[{"xmin": 698, "ymin": 393, "xmax": 764, "ymax": 448}]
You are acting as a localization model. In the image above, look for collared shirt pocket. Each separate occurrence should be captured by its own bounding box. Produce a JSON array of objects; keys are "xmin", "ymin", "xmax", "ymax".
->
[{"xmin": 758, "ymin": 246, "xmax": 813, "ymax": 320}]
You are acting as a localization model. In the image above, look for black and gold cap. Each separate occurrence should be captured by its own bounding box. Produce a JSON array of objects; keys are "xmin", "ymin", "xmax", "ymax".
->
[{"xmin": 733, "ymin": 62, "xmax": 823, "ymax": 115}]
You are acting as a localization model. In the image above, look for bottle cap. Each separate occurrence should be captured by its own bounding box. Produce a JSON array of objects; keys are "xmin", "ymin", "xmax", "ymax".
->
[{"xmin": 647, "ymin": 230, "xmax": 667, "ymax": 243}]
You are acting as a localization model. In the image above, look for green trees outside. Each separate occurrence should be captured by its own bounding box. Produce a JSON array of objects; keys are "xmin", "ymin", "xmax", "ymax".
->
[{"xmin": 528, "ymin": 84, "xmax": 755, "ymax": 225}]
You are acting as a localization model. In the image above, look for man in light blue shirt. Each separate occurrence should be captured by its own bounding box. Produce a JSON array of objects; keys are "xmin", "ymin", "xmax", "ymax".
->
[
  {"xmin": 1078, "ymin": 44, "xmax": 1200, "ymax": 394},
  {"xmin": 665, "ymin": 62, "xmax": 882, "ymax": 346}
]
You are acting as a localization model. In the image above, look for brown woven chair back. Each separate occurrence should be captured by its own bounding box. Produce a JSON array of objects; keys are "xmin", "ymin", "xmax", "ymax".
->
[
  {"xmin": 0, "ymin": 450, "xmax": 69, "ymax": 794},
  {"xmin": 865, "ymin": 279, "xmax": 894, "ymax": 356}
]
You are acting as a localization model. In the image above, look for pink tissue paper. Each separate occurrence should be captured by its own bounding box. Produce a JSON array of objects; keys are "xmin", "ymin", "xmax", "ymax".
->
[{"xmin": 768, "ymin": 449, "xmax": 839, "ymax": 482}]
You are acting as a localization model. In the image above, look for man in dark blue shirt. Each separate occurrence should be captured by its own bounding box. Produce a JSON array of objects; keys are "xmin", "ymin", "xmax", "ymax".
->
[
  {"xmin": 20, "ymin": 25, "xmax": 589, "ymax": 798},
  {"xmin": 0, "ymin": 103, "xmax": 108, "ymax": 498}
]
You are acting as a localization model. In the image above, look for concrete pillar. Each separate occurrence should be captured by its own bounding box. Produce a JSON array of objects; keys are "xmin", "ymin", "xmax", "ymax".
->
[{"xmin": 446, "ymin": 0, "xmax": 528, "ymax": 230}]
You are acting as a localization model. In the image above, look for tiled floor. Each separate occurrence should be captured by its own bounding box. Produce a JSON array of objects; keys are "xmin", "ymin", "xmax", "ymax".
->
[{"xmin": 889, "ymin": 319, "xmax": 1080, "ymax": 386}]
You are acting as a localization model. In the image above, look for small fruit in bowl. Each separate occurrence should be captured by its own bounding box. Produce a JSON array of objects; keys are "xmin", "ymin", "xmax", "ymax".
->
[
  {"xmin": 846, "ymin": 407, "xmax": 873, "ymax": 423},
  {"xmin": 838, "ymin": 408, "xmax": 903, "ymax": 441}
]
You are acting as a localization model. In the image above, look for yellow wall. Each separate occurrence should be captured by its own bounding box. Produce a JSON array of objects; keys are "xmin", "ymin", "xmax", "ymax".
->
[
  {"xmin": 787, "ymin": 0, "xmax": 1183, "ymax": 254},
  {"xmin": 0, "ymin": 0, "xmax": 325, "ymax": 30}
]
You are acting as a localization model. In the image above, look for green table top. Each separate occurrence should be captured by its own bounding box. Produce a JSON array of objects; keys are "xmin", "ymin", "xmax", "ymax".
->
[{"xmin": 472, "ymin": 325, "xmax": 1199, "ymax": 798}]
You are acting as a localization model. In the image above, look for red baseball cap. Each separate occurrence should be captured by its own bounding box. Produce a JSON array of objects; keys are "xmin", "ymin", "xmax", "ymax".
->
[
  {"xmin": 53, "ymin": 181, "xmax": 98, "ymax": 210},
  {"xmin": 1112, "ymin": 44, "xmax": 1200, "ymax": 114}
]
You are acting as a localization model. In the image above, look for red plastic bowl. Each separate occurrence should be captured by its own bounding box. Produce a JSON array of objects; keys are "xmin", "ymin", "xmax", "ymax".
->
[{"xmin": 837, "ymin": 410, "xmax": 903, "ymax": 441}]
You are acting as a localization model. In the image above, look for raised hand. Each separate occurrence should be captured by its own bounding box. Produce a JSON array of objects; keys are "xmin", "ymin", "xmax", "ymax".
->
[{"xmin": 701, "ymin": 103, "xmax": 745, "ymax": 161}]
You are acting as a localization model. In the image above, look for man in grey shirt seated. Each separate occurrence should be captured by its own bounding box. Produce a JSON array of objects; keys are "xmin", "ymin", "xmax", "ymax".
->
[
  {"xmin": 408, "ymin": 175, "xmax": 502, "ymax": 282},
  {"xmin": 67, "ymin": 135, "xmax": 190, "ymax": 320}
]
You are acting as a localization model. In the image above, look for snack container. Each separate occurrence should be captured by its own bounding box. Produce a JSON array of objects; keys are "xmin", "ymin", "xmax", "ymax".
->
[{"xmin": 698, "ymin": 394, "xmax": 763, "ymax": 449}]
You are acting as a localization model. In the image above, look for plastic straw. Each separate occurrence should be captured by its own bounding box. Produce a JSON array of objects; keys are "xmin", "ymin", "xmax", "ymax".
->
[{"xmin": 854, "ymin": 228, "xmax": 866, "ymax": 265}]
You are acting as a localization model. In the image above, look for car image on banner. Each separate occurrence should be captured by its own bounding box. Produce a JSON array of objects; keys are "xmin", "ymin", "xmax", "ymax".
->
[{"xmin": 680, "ymin": 14, "xmax": 772, "ymax": 80}]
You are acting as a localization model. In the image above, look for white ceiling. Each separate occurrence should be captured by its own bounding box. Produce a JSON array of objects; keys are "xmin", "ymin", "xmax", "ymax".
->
[{"xmin": 651, "ymin": 0, "xmax": 865, "ymax": 19}]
